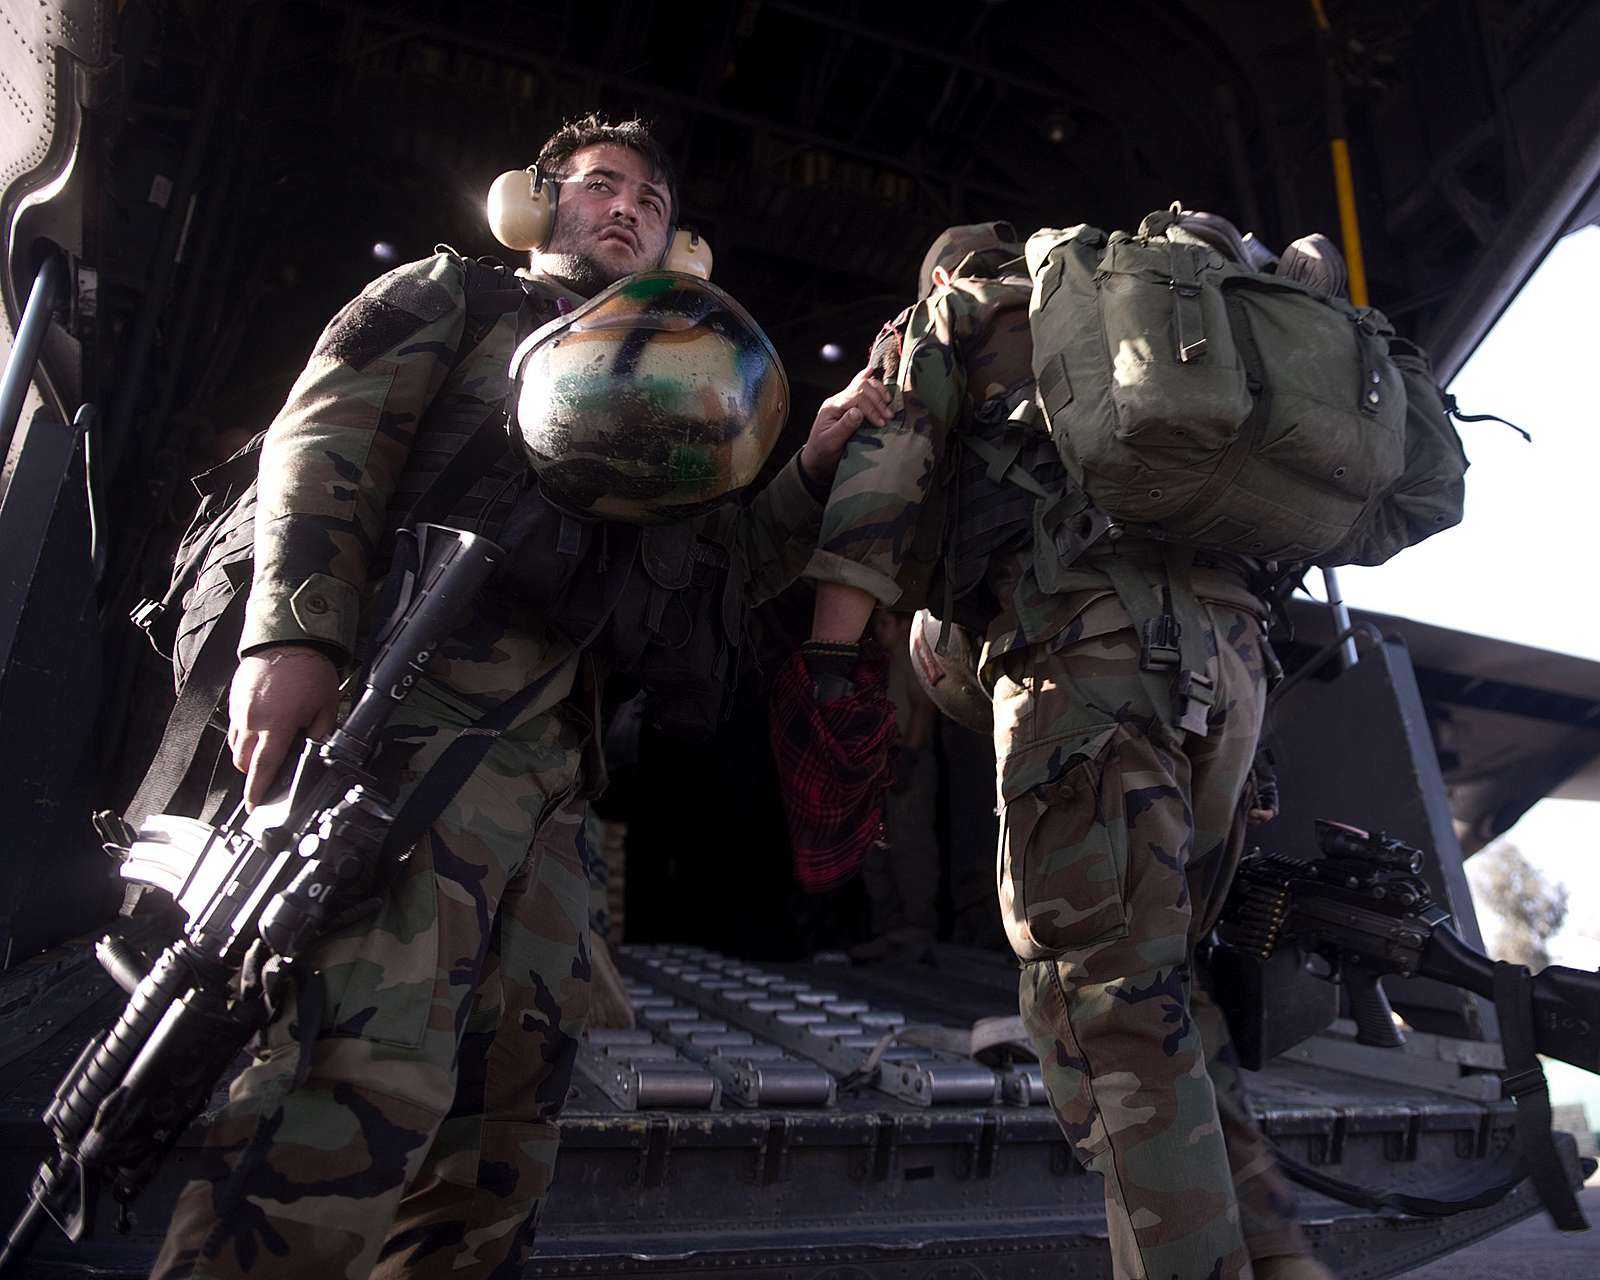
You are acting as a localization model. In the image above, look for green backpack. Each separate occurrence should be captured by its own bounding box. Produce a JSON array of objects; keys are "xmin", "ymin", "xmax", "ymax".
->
[{"xmin": 1025, "ymin": 207, "xmax": 1421, "ymax": 565}]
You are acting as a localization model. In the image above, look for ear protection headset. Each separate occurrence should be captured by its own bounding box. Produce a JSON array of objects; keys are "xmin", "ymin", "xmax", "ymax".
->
[{"xmin": 486, "ymin": 164, "xmax": 713, "ymax": 279}]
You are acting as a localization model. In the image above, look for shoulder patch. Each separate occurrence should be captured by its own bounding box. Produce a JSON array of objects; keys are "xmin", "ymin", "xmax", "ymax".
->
[
  {"xmin": 321, "ymin": 297, "xmax": 434, "ymax": 371},
  {"xmin": 363, "ymin": 259, "xmax": 459, "ymax": 323},
  {"xmin": 319, "ymin": 255, "xmax": 463, "ymax": 370}
]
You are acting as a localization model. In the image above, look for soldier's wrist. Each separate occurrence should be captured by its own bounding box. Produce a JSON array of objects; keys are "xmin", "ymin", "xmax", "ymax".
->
[
  {"xmin": 240, "ymin": 639, "xmax": 344, "ymax": 668},
  {"xmin": 797, "ymin": 445, "xmax": 834, "ymax": 499}
]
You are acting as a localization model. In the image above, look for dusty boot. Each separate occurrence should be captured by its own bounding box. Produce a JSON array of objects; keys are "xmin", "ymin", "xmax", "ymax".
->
[
  {"xmin": 588, "ymin": 935, "xmax": 636, "ymax": 1029},
  {"xmin": 1253, "ymin": 1254, "xmax": 1337, "ymax": 1280}
]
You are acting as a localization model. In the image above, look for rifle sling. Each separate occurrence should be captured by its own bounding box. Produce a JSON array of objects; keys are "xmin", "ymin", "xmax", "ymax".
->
[
  {"xmin": 1271, "ymin": 1142, "xmax": 1528, "ymax": 1218},
  {"xmin": 1492, "ymin": 960, "xmax": 1588, "ymax": 1230},
  {"xmin": 1271, "ymin": 962, "xmax": 1589, "ymax": 1227},
  {"xmin": 379, "ymin": 658, "xmax": 569, "ymax": 863}
]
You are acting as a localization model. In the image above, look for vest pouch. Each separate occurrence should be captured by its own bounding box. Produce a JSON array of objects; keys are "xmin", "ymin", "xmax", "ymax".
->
[
  {"xmin": 494, "ymin": 481, "xmax": 742, "ymax": 741},
  {"xmin": 626, "ymin": 530, "xmax": 741, "ymax": 742},
  {"xmin": 494, "ymin": 480, "xmax": 645, "ymax": 659}
]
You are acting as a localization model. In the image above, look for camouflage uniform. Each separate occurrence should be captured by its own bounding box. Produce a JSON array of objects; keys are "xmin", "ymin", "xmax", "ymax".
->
[
  {"xmin": 804, "ymin": 238, "xmax": 1306, "ymax": 1279},
  {"xmin": 154, "ymin": 250, "xmax": 824, "ymax": 1280}
]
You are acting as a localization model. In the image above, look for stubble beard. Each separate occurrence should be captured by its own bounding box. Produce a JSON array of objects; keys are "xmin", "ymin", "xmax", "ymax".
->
[{"xmin": 538, "ymin": 250, "xmax": 620, "ymax": 298}]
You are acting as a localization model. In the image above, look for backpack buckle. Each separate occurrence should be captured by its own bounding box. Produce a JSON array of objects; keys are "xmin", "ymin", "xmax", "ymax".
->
[
  {"xmin": 131, "ymin": 598, "xmax": 165, "ymax": 632},
  {"xmin": 1140, "ymin": 614, "xmax": 1182, "ymax": 672},
  {"xmin": 1175, "ymin": 668, "xmax": 1216, "ymax": 737}
]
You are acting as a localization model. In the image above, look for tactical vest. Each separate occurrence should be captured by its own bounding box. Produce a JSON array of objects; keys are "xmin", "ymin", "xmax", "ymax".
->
[
  {"xmin": 928, "ymin": 405, "xmax": 1082, "ymax": 635},
  {"xmin": 129, "ymin": 255, "xmax": 748, "ymax": 824},
  {"xmin": 491, "ymin": 488, "xmax": 744, "ymax": 741}
]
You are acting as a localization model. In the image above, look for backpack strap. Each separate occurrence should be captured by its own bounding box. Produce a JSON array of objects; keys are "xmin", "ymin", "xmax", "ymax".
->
[{"xmin": 124, "ymin": 590, "xmax": 248, "ymax": 826}]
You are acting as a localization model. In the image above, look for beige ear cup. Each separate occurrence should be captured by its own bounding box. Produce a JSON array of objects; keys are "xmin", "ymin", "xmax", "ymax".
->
[
  {"xmin": 487, "ymin": 167, "xmax": 555, "ymax": 252},
  {"xmin": 663, "ymin": 228, "xmax": 713, "ymax": 279}
]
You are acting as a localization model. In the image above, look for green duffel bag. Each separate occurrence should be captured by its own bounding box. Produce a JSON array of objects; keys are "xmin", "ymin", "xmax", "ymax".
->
[{"xmin": 1025, "ymin": 206, "xmax": 1407, "ymax": 562}]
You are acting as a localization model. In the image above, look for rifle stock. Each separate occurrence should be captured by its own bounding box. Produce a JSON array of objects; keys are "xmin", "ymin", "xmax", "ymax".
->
[{"xmin": 1420, "ymin": 926, "xmax": 1600, "ymax": 1073}]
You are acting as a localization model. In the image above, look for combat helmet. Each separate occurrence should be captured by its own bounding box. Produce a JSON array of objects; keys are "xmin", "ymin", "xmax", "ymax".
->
[
  {"xmin": 509, "ymin": 271, "xmax": 790, "ymax": 524},
  {"xmin": 908, "ymin": 610, "xmax": 992, "ymax": 734}
]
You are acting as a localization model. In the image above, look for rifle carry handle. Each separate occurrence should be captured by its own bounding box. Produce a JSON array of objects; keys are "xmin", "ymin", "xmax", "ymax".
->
[{"xmin": 334, "ymin": 525, "xmax": 503, "ymax": 756}]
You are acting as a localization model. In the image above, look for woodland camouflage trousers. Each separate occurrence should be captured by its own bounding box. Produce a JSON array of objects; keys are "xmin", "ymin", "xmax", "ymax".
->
[
  {"xmin": 153, "ymin": 676, "xmax": 592, "ymax": 1280},
  {"xmin": 993, "ymin": 579, "xmax": 1307, "ymax": 1280}
]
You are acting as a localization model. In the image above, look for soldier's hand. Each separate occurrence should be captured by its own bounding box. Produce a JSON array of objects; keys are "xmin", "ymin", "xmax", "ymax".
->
[
  {"xmin": 228, "ymin": 644, "xmax": 341, "ymax": 809},
  {"xmin": 800, "ymin": 368, "xmax": 893, "ymax": 484}
]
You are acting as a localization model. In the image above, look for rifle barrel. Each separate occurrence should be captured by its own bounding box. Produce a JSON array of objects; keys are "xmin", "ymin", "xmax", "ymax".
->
[{"xmin": 0, "ymin": 1195, "xmax": 53, "ymax": 1278}]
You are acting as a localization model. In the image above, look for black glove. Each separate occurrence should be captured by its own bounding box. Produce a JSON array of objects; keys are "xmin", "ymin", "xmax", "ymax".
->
[{"xmin": 801, "ymin": 640, "xmax": 861, "ymax": 704}]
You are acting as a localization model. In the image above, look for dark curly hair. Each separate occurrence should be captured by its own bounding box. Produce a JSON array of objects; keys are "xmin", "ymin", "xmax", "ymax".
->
[{"xmin": 536, "ymin": 114, "xmax": 679, "ymax": 224}]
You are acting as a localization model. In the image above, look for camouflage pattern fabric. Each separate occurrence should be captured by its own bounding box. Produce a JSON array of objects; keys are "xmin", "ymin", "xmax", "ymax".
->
[
  {"xmin": 916, "ymin": 220, "xmax": 1022, "ymax": 297},
  {"xmin": 155, "ymin": 251, "xmax": 825, "ymax": 1276},
  {"xmin": 804, "ymin": 245, "xmax": 1309, "ymax": 1279},
  {"xmin": 1004, "ymin": 584, "xmax": 1306, "ymax": 1279},
  {"xmin": 579, "ymin": 805, "xmax": 611, "ymax": 941},
  {"xmin": 152, "ymin": 677, "xmax": 591, "ymax": 1280},
  {"xmin": 242, "ymin": 250, "xmax": 822, "ymax": 702},
  {"xmin": 1191, "ymin": 964, "xmax": 1309, "ymax": 1264}
]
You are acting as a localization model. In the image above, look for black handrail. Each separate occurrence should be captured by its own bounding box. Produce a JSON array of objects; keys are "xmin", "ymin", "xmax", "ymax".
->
[{"xmin": 0, "ymin": 255, "xmax": 68, "ymax": 477}]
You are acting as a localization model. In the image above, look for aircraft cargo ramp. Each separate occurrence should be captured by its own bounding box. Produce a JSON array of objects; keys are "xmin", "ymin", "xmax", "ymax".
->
[{"xmin": 0, "ymin": 941, "xmax": 1583, "ymax": 1280}]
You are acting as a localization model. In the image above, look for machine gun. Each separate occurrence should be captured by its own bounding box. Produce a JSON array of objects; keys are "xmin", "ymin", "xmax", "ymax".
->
[
  {"xmin": 0, "ymin": 524, "xmax": 501, "ymax": 1275},
  {"xmin": 1210, "ymin": 818, "xmax": 1598, "ymax": 1228},
  {"xmin": 1211, "ymin": 819, "xmax": 1600, "ymax": 1071}
]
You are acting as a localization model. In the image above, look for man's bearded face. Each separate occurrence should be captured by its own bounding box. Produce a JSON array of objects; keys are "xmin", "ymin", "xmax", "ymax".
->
[{"xmin": 540, "ymin": 143, "xmax": 673, "ymax": 294}]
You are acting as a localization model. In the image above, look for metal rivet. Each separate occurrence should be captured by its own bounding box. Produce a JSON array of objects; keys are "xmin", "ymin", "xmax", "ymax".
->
[
  {"xmin": 1369, "ymin": 370, "xmax": 1381, "ymax": 384},
  {"xmin": 1333, "ymin": 466, "xmax": 1347, "ymax": 478},
  {"xmin": 1366, "ymin": 390, "xmax": 1381, "ymax": 405},
  {"xmin": 1148, "ymin": 488, "xmax": 1163, "ymax": 499}
]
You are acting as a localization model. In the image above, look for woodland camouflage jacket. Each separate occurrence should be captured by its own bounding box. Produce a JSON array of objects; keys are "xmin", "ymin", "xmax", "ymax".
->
[{"xmin": 244, "ymin": 250, "xmax": 825, "ymax": 729}]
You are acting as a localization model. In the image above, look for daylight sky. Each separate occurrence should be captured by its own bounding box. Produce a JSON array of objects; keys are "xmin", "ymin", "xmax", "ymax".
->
[{"xmin": 1333, "ymin": 225, "xmax": 1600, "ymax": 1120}]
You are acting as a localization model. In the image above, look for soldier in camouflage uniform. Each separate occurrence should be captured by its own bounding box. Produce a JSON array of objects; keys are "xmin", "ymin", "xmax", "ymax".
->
[
  {"xmin": 152, "ymin": 116, "xmax": 888, "ymax": 1280},
  {"xmin": 803, "ymin": 224, "xmax": 1331, "ymax": 1280}
]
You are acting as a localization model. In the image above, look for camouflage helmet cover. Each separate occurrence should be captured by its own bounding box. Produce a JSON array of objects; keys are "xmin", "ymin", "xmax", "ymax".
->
[
  {"xmin": 509, "ymin": 272, "xmax": 790, "ymax": 524},
  {"xmin": 917, "ymin": 220, "xmax": 1023, "ymax": 296}
]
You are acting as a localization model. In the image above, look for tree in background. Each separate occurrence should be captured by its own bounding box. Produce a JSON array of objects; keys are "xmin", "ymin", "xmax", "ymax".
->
[{"xmin": 1468, "ymin": 840, "xmax": 1569, "ymax": 971}]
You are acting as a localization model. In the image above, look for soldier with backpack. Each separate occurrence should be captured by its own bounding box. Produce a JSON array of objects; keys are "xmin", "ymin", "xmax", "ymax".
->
[
  {"xmin": 147, "ymin": 114, "xmax": 888, "ymax": 1280},
  {"xmin": 791, "ymin": 214, "xmax": 1466, "ymax": 1280}
]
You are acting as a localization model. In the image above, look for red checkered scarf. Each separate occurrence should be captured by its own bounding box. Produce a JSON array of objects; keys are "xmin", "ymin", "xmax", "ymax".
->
[{"xmin": 768, "ymin": 647, "xmax": 896, "ymax": 893}]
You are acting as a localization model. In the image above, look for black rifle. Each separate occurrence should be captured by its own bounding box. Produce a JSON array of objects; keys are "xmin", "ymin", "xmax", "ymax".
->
[
  {"xmin": 1211, "ymin": 818, "xmax": 1597, "ymax": 1228},
  {"xmin": 0, "ymin": 524, "xmax": 501, "ymax": 1275}
]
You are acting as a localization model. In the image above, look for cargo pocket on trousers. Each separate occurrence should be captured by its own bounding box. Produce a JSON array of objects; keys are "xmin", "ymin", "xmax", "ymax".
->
[
  {"xmin": 321, "ymin": 844, "xmax": 440, "ymax": 1050},
  {"xmin": 998, "ymin": 724, "xmax": 1131, "ymax": 962}
]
